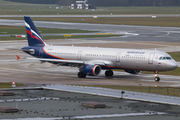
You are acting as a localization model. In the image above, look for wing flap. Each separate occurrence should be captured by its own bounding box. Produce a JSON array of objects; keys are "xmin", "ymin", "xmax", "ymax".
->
[
  {"xmin": 17, "ymin": 56, "xmax": 106, "ymax": 66},
  {"xmin": 27, "ymin": 57, "xmax": 84, "ymax": 64}
]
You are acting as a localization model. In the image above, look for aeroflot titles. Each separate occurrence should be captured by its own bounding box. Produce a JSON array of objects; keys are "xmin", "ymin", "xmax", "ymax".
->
[{"xmin": 127, "ymin": 51, "xmax": 145, "ymax": 54}]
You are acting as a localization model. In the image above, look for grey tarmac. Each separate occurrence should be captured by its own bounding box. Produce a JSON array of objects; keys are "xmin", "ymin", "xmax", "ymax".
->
[
  {"xmin": 0, "ymin": 15, "xmax": 180, "ymax": 18},
  {"xmin": 0, "ymin": 17, "xmax": 180, "ymax": 120}
]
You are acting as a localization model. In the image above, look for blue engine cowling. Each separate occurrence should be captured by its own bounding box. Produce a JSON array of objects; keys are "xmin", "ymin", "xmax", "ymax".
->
[
  {"xmin": 82, "ymin": 65, "xmax": 101, "ymax": 76},
  {"xmin": 124, "ymin": 69, "xmax": 141, "ymax": 74}
]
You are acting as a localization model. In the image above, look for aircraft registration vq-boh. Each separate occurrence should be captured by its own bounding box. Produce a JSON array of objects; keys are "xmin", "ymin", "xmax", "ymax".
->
[{"xmin": 17, "ymin": 16, "xmax": 178, "ymax": 81}]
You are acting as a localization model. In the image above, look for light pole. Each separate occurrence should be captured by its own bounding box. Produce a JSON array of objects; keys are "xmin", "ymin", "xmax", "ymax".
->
[{"xmin": 121, "ymin": 91, "xmax": 125, "ymax": 99}]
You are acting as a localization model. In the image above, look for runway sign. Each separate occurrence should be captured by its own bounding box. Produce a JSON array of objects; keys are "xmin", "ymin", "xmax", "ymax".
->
[
  {"xmin": 12, "ymin": 81, "xmax": 16, "ymax": 88},
  {"xmin": 64, "ymin": 35, "xmax": 71, "ymax": 37},
  {"xmin": 10, "ymin": 35, "xmax": 26, "ymax": 38}
]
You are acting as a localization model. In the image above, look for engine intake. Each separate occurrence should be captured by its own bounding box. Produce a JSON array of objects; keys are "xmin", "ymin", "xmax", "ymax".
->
[
  {"xmin": 82, "ymin": 65, "xmax": 101, "ymax": 76},
  {"xmin": 124, "ymin": 69, "xmax": 141, "ymax": 74}
]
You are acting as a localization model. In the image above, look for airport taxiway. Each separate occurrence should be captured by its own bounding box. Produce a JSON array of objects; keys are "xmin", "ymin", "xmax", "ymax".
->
[
  {"xmin": 0, "ymin": 39, "xmax": 180, "ymax": 87},
  {"xmin": 0, "ymin": 18, "xmax": 180, "ymax": 43},
  {"xmin": 0, "ymin": 17, "xmax": 180, "ymax": 120},
  {"xmin": 0, "ymin": 15, "xmax": 180, "ymax": 18},
  {"xmin": 0, "ymin": 19, "xmax": 180, "ymax": 86}
]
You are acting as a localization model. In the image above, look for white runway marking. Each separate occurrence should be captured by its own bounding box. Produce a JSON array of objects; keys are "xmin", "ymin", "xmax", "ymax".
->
[
  {"xmin": 0, "ymin": 97, "xmax": 60, "ymax": 103},
  {"xmin": 1, "ymin": 112, "xmax": 165, "ymax": 120}
]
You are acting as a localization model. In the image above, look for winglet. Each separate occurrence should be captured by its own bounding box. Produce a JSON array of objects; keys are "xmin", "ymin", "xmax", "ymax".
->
[{"xmin": 16, "ymin": 55, "xmax": 20, "ymax": 60}]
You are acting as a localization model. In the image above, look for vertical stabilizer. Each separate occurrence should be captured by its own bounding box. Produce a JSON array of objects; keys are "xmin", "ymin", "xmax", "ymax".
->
[{"xmin": 24, "ymin": 16, "xmax": 47, "ymax": 46}]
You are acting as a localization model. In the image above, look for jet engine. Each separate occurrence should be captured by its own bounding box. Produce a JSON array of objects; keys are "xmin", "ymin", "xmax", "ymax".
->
[
  {"xmin": 82, "ymin": 65, "xmax": 101, "ymax": 76},
  {"xmin": 124, "ymin": 69, "xmax": 141, "ymax": 74}
]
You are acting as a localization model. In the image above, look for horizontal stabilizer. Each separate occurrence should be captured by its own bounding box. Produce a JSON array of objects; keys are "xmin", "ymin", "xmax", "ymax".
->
[{"xmin": 16, "ymin": 55, "xmax": 20, "ymax": 60}]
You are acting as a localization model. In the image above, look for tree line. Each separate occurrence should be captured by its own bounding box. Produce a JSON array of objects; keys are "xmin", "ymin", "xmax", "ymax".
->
[{"xmin": 4, "ymin": 0, "xmax": 180, "ymax": 6}]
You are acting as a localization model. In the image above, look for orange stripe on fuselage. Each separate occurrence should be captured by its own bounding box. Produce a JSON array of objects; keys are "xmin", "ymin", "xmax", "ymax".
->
[
  {"xmin": 41, "ymin": 48, "xmax": 163, "ymax": 72},
  {"xmin": 43, "ymin": 46, "xmax": 69, "ymax": 60}
]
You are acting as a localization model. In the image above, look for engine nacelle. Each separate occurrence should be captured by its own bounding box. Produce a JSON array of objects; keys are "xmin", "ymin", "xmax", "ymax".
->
[
  {"xmin": 82, "ymin": 65, "xmax": 101, "ymax": 76},
  {"xmin": 124, "ymin": 69, "xmax": 141, "ymax": 74}
]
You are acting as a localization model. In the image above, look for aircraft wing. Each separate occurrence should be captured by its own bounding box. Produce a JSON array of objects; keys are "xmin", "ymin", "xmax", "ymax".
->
[{"xmin": 17, "ymin": 56, "xmax": 106, "ymax": 66}]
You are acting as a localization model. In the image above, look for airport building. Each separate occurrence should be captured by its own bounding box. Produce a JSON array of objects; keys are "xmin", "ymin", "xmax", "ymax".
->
[{"xmin": 71, "ymin": 0, "xmax": 95, "ymax": 9}]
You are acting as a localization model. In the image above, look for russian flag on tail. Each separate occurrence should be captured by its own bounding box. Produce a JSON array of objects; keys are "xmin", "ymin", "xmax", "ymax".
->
[{"xmin": 24, "ymin": 16, "xmax": 47, "ymax": 47}]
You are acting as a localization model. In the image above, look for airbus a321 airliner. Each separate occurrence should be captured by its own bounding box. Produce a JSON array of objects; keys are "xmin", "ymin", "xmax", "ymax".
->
[{"xmin": 18, "ymin": 16, "xmax": 178, "ymax": 81}]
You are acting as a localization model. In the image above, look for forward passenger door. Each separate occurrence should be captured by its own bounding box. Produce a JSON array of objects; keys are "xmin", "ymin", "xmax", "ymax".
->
[{"xmin": 148, "ymin": 53, "xmax": 155, "ymax": 64}]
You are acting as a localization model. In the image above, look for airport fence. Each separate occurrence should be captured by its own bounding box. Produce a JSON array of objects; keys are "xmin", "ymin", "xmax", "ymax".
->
[
  {"xmin": 117, "ymin": 86, "xmax": 180, "ymax": 97},
  {"xmin": 75, "ymin": 85, "xmax": 180, "ymax": 97}
]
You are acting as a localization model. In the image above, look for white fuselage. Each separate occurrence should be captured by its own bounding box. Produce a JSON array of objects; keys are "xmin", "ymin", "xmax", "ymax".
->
[{"xmin": 42, "ymin": 46, "xmax": 177, "ymax": 72}]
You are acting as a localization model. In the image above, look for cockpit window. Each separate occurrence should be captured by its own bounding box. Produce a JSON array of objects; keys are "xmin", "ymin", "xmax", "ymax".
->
[
  {"xmin": 166, "ymin": 57, "xmax": 172, "ymax": 60},
  {"xmin": 159, "ymin": 56, "xmax": 172, "ymax": 60}
]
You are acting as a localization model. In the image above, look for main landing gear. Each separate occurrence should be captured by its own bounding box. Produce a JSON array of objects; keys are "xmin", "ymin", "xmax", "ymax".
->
[
  {"xmin": 154, "ymin": 71, "xmax": 160, "ymax": 81},
  {"xmin": 78, "ymin": 72, "xmax": 86, "ymax": 78},
  {"xmin": 78, "ymin": 70, "xmax": 114, "ymax": 78},
  {"xmin": 105, "ymin": 70, "xmax": 114, "ymax": 77}
]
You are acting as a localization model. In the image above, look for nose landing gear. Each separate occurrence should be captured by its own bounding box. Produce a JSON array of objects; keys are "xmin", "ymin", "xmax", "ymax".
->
[{"xmin": 154, "ymin": 71, "xmax": 160, "ymax": 81}]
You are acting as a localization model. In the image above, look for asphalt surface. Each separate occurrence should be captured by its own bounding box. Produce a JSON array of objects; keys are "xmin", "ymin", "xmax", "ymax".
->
[
  {"xmin": 0, "ymin": 89, "xmax": 180, "ymax": 120},
  {"xmin": 0, "ymin": 32, "xmax": 124, "ymax": 37},
  {"xmin": 0, "ymin": 15, "xmax": 180, "ymax": 18},
  {"xmin": 0, "ymin": 39, "xmax": 180, "ymax": 87},
  {"xmin": 0, "ymin": 17, "xmax": 180, "ymax": 120},
  {"xmin": 0, "ymin": 19, "xmax": 180, "ymax": 86},
  {"xmin": 0, "ymin": 19, "xmax": 180, "ymax": 43},
  {"xmin": 44, "ymin": 84, "xmax": 180, "ymax": 105}
]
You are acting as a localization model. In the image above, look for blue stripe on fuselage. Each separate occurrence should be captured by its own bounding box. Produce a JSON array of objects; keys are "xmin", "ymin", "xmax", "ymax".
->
[{"xmin": 21, "ymin": 46, "xmax": 63, "ymax": 60}]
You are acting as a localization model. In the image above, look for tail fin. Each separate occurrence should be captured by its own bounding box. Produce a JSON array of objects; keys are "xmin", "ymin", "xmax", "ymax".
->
[{"xmin": 24, "ymin": 16, "xmax": 47, "ymax": 46}]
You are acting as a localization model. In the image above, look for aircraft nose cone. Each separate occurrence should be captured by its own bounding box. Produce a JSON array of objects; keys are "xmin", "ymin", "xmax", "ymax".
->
[{"xmin": 168, "ymin": 61, "xmax": 178, "ymax": 70}]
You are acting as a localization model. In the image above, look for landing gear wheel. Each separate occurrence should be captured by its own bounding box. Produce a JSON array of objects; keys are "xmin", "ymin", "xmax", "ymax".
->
[
  {"xmin": 78, "ymin": 72, "xmax": 86, "ymax": 78},
  {"xmin": 105, "ymin": 70, "xmax": 114, "ymax": 77},
  {"xmin": 154, "ymin": 77, "xmax": 160, "ymax": 81}
]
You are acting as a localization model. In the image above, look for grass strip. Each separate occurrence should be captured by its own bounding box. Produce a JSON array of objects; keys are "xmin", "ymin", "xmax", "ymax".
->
[
  {"xmin": 32, "ymin": 17, "xmax": 180, "ymax": 27},
  {"xmin": 43, "ymin": 35, "xmax": 122, "ymax": 39},
  {"xmin": 70, "ymin": 84, "xmax": 180, "ymax": 97},
  {"xmin": 0, "ymin": 82, "xmax": 23, "ymax": 89},
  {"xmin": 1, "ymin": 6, "xmax": 180, "ymax": 15},
  {"xmin": 168, "ymin": 52, "xmax": 180, "ymax": 61},
  {"xmin": 0, "ymin": 25, "xmax": 95, "ymax": 35},
  {"xmin": 2, "ymin": 17, "xmax": 180, "ymax": 27},
  {"xmin": 0, "ymin": 35, "xmax": 122, "ymax": 41}
]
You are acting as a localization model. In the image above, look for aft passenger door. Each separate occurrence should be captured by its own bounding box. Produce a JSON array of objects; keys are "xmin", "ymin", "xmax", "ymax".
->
[{"xmin": 148, "ymin": 53, "xmax": 155, "ymax": 64}]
